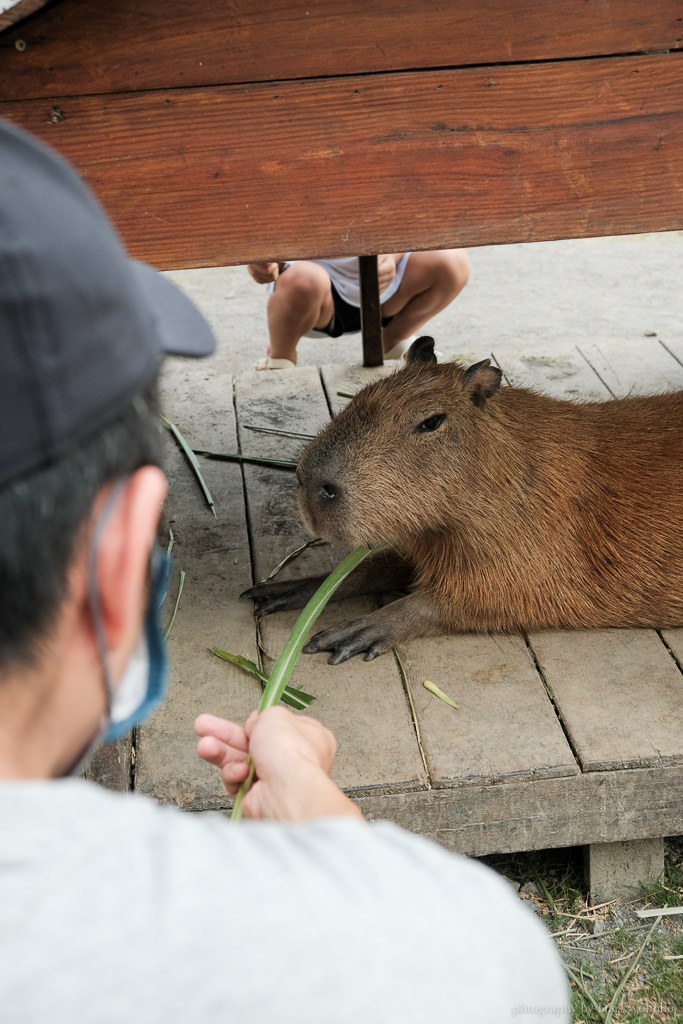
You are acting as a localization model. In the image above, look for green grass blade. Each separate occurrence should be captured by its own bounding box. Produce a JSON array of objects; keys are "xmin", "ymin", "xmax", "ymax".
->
[
  {"xmin": 280, "ymin": 688, "xmax": 315, "ymax": 711},
  {"xmin": 257, "ymin": 546, "xmax": 370, "ymax": 713},
  {"xmin": 230, "ymin": 759, "xmax": 256, "ymax": 821},
  {"xmin": 193, "ymin": 449, "xmax": 297, "ymax": 470},
  {"xmin": 423, "ymin": 678, "xmax": 459, "ymax": 710},
  {"xmin": 160, "ymin": 415, "xmax": 216, "ymax": 517},
  {"xmin": 230, "ymin": 545, "xmax": 370, "ymax": 821},
  {"xmin": 244, "ymin": 423, "xmax": 315, "ymax": 441},
  {"xmin": 563, "ymin": 963, "xmax": 605, "ymax": 1022},
  {"xmin": 163, "ymin": 569, "xmax": 185, "ymax": 643},
  {"xmin": 603, "ymin": 916, "xmax": 662, "ymax": 1024},
  {"xmin": 212, "ymin": 647, "xmax": 269, "ymax": 683},
  {"xmin": 336, "ymin": 390, "xmax": 355, "ymax": 399},
  {"xmin": 210, "ymin": 647, "xmax": 316, "ymax": 709}
]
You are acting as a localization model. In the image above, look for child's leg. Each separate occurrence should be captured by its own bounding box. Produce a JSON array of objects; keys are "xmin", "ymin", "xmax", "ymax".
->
[
  {"xmin": 266, "ymin": 261, "xmax": 335, "ymax": 363},
  {"xmin": 380, "ymin": 249, "xmax": 469, "ymax": 353}
]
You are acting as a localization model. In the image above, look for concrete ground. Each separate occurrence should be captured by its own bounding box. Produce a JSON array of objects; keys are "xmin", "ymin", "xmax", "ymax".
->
[{"xmin": 163, "ymin": 232, "xmax": 683, "ymax": 375}]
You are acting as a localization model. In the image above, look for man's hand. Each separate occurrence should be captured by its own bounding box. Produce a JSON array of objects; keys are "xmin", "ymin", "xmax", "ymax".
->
[
  {"xmin": 247, "ymin": 261, "xmax": 282, "ymax": 285},
  {"xmin": 194, "ymin": 707, "xmax": 364, "ymax": 823}
]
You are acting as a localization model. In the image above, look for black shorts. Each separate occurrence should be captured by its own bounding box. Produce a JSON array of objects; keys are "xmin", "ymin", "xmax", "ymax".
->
[{"xmin": 320, "ymin": 283, "xmax": 395, "ymax": 338}]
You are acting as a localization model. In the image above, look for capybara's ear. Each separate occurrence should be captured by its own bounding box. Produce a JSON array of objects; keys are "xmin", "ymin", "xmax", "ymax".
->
[
  {"xmin": 463, "ymin": 359, "xmax": 503, "ymax": 409},
  {"xmin": 406, "ymin": 336, "xmax": 437, "ymax": 365}
]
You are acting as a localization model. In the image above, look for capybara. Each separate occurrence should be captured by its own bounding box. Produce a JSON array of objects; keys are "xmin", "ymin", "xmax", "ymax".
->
[{"xmin": 243, "ymin": 336, "xmax": 683, "ymax": 663}]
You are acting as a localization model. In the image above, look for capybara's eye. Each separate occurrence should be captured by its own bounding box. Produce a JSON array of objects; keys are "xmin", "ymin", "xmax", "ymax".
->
[{"xmin": 415, "ymin": 413, "xmax": 446, "ymax": 434}]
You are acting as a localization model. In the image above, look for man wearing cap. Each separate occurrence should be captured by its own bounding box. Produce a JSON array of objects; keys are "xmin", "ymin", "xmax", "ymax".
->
[{"xmin": 0, "ymin": 118, "xmax": 568, "ymax": 1023}]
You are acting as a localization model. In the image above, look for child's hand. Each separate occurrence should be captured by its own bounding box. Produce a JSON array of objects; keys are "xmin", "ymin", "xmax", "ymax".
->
[
  {"xmin": 247, "ymin": 262, "xmax": 281, "ymax": 284},
  {"xmin": 377, "ymin": 254, "xmax": 398, "ymax": 293}
]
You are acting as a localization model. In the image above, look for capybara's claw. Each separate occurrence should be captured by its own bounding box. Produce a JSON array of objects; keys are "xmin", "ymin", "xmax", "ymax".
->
[
  {"xmin": 304, "ymin": 618, "xmax": 394, "ymax": 664},
  {"xmin": 240, "ymin": 576, "xmax": 323, "ymax": 615}
]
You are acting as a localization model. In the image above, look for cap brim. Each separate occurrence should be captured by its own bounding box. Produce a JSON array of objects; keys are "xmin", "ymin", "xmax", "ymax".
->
[{"xmin": 131, "ymin": 261, "xmax": 216, "ymax": 358}]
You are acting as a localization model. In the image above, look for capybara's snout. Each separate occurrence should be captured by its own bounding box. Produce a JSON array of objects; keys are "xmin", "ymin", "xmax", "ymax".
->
[{"xmin": 297, "ymin": 446, "xmax": 352, "ymax": 544}]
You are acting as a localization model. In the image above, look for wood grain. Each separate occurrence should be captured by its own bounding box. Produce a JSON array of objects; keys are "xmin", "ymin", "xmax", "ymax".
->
[
  {"xmin": 356, "ymin": 764, "xmax": 683, "ymax": 857},
  {"xmin": 135, "ymin": 365, "xmax": 261, "ymax": 808},
  {"xmin": 1, "ymin": 0, "xmax": 681, "ymax": 100},
  {"xmin": 2, "ymin": 53, "xmax": 682, "ymax": 268},
  {"xmin": 234, "ymin": 367, "xmax": 428, "ymax": 793}
]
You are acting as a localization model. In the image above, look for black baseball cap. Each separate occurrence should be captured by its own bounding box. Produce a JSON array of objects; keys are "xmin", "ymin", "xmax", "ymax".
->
[{"xmin": 0, "ymin": 118, "xmax": 216, "ymax": 489}]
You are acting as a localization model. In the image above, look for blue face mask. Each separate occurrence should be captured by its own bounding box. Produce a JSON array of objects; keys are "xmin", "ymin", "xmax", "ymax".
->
[{"xmin": 87, "ymin": 479, "xmax": 170, "ymax": 745}]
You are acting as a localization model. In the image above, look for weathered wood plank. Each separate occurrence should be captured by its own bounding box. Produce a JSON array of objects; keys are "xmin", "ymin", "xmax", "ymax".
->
[
  {"xmin": 662, "ymin": 628, "xmax": 683, "ymax": 669},
  {"xmin": 321, "ymin": 364, "xmax": 396, "ymax": 417},
  {"xmin": 395, "ymin": 633, "xmax": 578, "ymax": 786},
  {"xmin": 577, "ymin": 336, "xmax": 683, "ymax": 396},
  {"xmin": 2, "ymin": 54, "xmax": 682, "ymax": 268},
  {"xmin": 234, "ymin": 367, "xmax": 428, "ymax": 793},
  {"xmin": 2, "ymin": 0, "xmax": 680, "ymax": 100},
  {"xmin": 135, "ymin": 366, "xmax": 261, "ymax": 808},
  {"xmin": 529, "ymin": 629, "xmax": 683, "ymax": 771},
  {"xmin": 493, "ymin": 346, "xmax": 612, "ymax": 401},
  {"xmin": 355, "ymin": 764, "xmax": 683, "ymax": 858}
]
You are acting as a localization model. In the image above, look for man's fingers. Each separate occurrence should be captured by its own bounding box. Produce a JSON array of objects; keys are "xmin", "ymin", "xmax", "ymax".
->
[
  {"xmin": 194, "ymin": 713, "xmax": 249, "ymax": 752},
  {"xmin": 196, "ymin": 734, "xmax": 247, "ymax": 768},
  {"xmin": 243, "ymin": 708, "xmax": 261, "ymax": 737},
  {"xmin": 221, "ymin": 760, "xmax": 250, "ymax": 790}
]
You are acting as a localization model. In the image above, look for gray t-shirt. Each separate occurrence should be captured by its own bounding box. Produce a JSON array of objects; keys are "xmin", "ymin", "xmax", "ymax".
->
[{"xmin": 0, "ymin": 780, "xmax": 569, "ymax": 1023}]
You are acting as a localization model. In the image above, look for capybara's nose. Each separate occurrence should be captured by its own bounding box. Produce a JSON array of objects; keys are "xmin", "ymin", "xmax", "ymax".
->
[{"xmin": 320, "ymin": 481, "xmax": 340, "ymax": 501}]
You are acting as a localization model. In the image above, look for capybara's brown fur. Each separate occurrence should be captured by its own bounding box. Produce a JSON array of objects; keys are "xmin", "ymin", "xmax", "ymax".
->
[{"xmin": 244, "ymin": 337, "xmax": 683, "ymax": 663}]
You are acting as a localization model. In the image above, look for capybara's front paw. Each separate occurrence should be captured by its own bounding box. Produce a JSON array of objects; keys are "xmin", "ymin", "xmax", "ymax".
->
[
  {"xmin": 240, "ymin": 576, "xmax": 324, "ymax": 616},
  {"xmin": 304, "ymin": 615, "xmax": 394, "ymax": 664}
]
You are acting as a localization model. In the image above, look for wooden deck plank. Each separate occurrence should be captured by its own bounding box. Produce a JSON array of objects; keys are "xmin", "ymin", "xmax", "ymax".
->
[
  {"xmin": 135, "ymin": 367, "xmax": 261, "ymax": 809},
  {"xmin": 3, "ymin": 0, "xmax": 680, "ymax": 100},
  {"xmin": 662, "ymin": 629, "xmax": 683, "ymax": 670},
  {"xmin": 396, "ymin": 633, "xmax": 578, "ymax": 786},
  {"xmin": 234, "ymin": 368, "xmax": 428, "ymax": 793},
  {"xmin": 492, "ymin": 345, "xmax": 612, "ymax": 400},
  {"xmin": 3, "ymin": 54, "xmax": 683, "ymax": 268},
  {"xmin": 355, "ymin": 764, "xmax": 683, "ymax": 858},
  {"xmin": 577, "ymin": 336, "xmax": 683, "ymax": 396},
  {"xmin": 530, "ymin": 629, "xmax": 683, "ymax": 771},
  {"xmin": 321, "ymin": 363, "xmax": 396, "ymax": 416}
]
